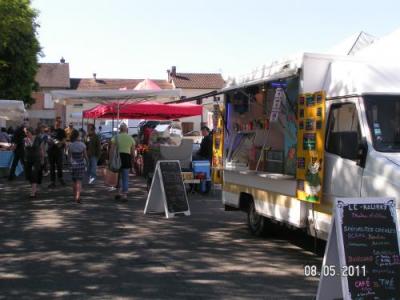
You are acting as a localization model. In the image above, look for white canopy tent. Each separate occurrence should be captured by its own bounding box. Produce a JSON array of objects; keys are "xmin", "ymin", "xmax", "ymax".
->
[
  {"xmin": 0, "ymin": 100, "xmax": 27, "ymax": 121},
  {"xmin": 355, "ymin": 27, "xmax": 400, "ymax": 62},
  {"xmin": 50, "ymin": 88, "xmax": 182, "ymax": 127},
  {"xmin": 322, "ymin": 61, "xmax": 400, "ymax": 98},
  {"xmin": 50, "ymin": 89, "xmax": 181, "ymax": 104}
]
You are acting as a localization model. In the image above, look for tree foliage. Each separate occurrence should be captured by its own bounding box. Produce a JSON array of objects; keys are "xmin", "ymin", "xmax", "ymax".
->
[{"xmin": 0, "ymin": 0, "xmax": 41, "ymax": 106}]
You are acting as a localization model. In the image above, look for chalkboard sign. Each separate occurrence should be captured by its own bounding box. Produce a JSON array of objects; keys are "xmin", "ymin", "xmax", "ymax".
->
[
  {"xmin": 159, "ymin": 161, "xmax": 189, "ymax": 213},
  {"xmin": 144, "ymin": 160, "xmax": 190, "ymax": 218},
  {"xmin": 317, "ymin": 198, "xmax": 400, "ymax": 300},
  {"xmin": 338, "ymin": 199, "xmax": 400, "ymax": 299}
]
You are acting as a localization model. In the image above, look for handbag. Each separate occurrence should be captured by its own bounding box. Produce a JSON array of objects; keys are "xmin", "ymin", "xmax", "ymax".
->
[
  {"xmin": 109, "ymin": 135, "xmax": 121, "ymax": 172},
  {"xmin": 104, "ymin": 167, "xmax": 118, "ymax": 186}
]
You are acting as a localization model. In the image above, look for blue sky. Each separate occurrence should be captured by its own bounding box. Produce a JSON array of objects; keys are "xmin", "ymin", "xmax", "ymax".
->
[{"xmin": 32, "ymin": 0, "xmax": 400, "ymax": 80}]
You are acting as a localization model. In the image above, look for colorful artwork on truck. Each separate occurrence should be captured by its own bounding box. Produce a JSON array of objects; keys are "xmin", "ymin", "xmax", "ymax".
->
[
  {"xmin": 212, "ymin": 104, "xmax": 224, "ymax": 184},
  {"xmin": 296, "ymin": 91, "xmax": 326, "ymax": 203}
]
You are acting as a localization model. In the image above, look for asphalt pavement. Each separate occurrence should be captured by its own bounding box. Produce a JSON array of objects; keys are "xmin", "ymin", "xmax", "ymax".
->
[{"xmin": 0, "ymin": 169, "xmax": 323, "ymax": 299}]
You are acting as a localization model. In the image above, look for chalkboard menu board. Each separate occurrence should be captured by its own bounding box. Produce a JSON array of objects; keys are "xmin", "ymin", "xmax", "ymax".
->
[
  {"xmin": 159, "ymin": 161, "xmax": 189, "ymax": 213},
  {"xmin": 337, "ymin": 199, "xmax": 400, "ymax": 299}
]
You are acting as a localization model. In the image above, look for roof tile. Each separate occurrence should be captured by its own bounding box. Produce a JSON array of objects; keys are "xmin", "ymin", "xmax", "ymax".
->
[
  {"xmin": 36, "ymin": 63, "xmax": 70, "ymax": 88},
  {"xmin": 171, "ymin": 73, "xmax": 225, "ymax": 89},
  {"xmin": 70, "ymin": 78, "xmax": 173, "ymax": 90}
]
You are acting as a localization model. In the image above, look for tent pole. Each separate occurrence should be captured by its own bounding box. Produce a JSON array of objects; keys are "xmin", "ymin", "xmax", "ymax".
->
[{"xmin": 117, "ymin": 101, "xmax": 120, "ymax": 128}]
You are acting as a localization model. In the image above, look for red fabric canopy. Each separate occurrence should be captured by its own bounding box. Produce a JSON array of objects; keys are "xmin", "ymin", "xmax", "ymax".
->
[{"xmin": 82, "ymin": 101, "xmax": 202, "ymax": 120}]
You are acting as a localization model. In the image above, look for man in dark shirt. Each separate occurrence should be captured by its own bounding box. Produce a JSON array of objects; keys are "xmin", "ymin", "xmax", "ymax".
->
[
  {"xmin": 194, "ymin": 126, "xmax": 213, "ymax": 161},
  {"xmin": 48, "ymin": 119, "xmax": 66, "ymax": 187},
  {"xmin": 8, "ymin": 125, "xmax": 26, "ymax": 180}
]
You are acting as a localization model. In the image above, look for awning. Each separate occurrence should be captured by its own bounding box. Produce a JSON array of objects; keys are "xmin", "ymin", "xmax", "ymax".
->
[
  {"xmin": 50, "ymin": 89, "xmax": 182, "ymax": 104},
  {"xmin": 0, "ymin": 100, "xmax": 27, "ymax": 121},
  {"xmin": 83, "ymin": 101, "xmax": 202, "ymax": 120}
]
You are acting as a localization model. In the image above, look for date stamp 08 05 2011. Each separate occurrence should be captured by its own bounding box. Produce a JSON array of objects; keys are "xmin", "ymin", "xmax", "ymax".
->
[{"xmin": 304, "ymin": 265, "xmax": 366, "ymax": 277}]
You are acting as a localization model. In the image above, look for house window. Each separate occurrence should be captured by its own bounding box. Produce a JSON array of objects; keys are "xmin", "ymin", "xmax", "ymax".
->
[{"xmin": 44, "ymin": 93, "xmax": 54, "ymax": 109}]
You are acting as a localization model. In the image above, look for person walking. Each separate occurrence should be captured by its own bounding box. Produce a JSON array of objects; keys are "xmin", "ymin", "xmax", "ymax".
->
[
  {"xmin": 68, "ymin": 130, "xmax": 87, "ymax": 203},
  {"xmin": 48, "ymin": 119, "xmax": 66, "ymax": 188},
  {"xmin": 65, "ymin": 122, "xmax": 74, "ymax": 143},
  {"xmin": 8, "ymin": 124, "xmax": 26, "ymax": 181},
  {"xmin": 24, "ymin": 127, "xmax": 44, "ymax": 198},
  {"xmin": 41, "ymin": 126, "xmax": 50, "ymax": 176},
  {"xmin": 85, "ymin": 124, "xmax": 101, "ymax": 184},
  {"xmin": 110, "ymin": 123, "xmax": 135, "ymax": 201}
]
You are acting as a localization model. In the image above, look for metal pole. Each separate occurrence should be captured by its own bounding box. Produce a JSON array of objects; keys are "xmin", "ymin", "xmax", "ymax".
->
[
  {"xmin": 255, "ymin": 128, "xmax": 271, "ymax": 172},
  {"xmin": 117, "ymin": 101, "xmax": 120, "ymax": 128}
]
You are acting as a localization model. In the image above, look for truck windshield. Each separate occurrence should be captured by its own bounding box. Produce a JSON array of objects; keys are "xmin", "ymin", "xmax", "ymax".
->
[{"xmin": 364, "ymin": 95, "xmax": 400, "ymax": 152}]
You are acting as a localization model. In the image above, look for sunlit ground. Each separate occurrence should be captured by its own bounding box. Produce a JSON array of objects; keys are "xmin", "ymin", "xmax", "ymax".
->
[{"xmin": 0, "ymin": 171, "xmax": 322, "ymax": 299}]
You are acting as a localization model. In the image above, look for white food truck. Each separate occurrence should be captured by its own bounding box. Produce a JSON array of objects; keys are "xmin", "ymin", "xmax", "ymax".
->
[{"xmin": 219, "ymin": 53, "xmax": 400, "ymax": 240}]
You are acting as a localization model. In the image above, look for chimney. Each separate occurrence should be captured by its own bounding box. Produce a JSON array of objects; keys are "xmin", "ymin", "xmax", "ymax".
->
[
  {"xmin": 167, "ymin": 69, "xmax": 171, "ymax": 82},
  {"xmin": 171, "ymin": 66, "xmax": 176, "ymax": 76},
  {"xmin": 93, "ymin": 73, "xmax": 97, "ymax": 81},
  {"xmin": 60, "ymin": 57, "xmax": 65, "ymax": 63}
]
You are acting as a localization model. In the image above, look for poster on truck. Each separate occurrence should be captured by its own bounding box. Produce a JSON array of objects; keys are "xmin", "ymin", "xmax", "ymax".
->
[
  {"xmin": 212, "ymin": 104, "xmax": 224, "ymax": 184},
  {"xmin": 296, "ymin": 91, "xmax": 326, "ymax": 203}
]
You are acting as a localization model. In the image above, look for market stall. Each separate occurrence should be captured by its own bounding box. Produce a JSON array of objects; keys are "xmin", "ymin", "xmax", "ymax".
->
[
  {"xmin": 0, "ymin": 100, "xmax": 26, "ymax": 177},
  {"xmin": 82, "ymin": 101, "xmax": 203, "ymax": 178},
  {"xmin": 82, "ymin": 101, "xmax": 202, "ymax": 120},
  {"xmin": 0, "ymin": 100, "xmax": 26, "ymax": 126}
]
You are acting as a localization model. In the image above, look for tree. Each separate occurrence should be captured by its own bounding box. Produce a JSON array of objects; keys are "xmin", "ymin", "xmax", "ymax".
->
[{"xmin": 0, "ymin": 0, "xmax": 41, "ymax": 106}]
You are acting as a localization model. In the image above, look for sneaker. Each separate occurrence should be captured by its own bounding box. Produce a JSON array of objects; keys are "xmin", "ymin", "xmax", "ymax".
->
[
  {"xmin": 88, "ymin": 177, "xmax": 95, "ymax": 185},
  {"xmin": 48, "ymin": 183, "xmax": 56, "ymax": 188},
  {"xmin": 108, "ymin": 186, "xmax": 117, "ymax": 191}
]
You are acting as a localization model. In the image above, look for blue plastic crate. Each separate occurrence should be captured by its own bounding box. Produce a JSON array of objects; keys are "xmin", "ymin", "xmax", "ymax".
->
[{"xmin": 192, "ymin": 160, "xmax": 211, "ymax": 180}]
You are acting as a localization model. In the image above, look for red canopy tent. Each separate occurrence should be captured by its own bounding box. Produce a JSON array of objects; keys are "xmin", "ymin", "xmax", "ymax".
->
[{"xmin": 82, "ymin": 101, "xmax": 202, "ymax": 120}]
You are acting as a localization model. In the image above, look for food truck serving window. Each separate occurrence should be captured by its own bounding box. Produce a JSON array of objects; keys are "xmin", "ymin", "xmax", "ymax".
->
[
  {"xmin": 325, "ymin": 103, "xmax": 361, "ymax": 160},
  {"xmin": 364, "ymin": 95, "xmax": 400, "ymax": 153}
]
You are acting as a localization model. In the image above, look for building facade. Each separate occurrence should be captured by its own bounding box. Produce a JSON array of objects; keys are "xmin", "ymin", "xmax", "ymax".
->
[
  {"xmin": 29, "ymin": 60, "xmax": 70, "ymax": 126},
  {"xmin": 29, "ymin": 62, "xmax": 225, "ymax": 132},
  {"xmin": 167, "ymin": 66, "xmax": 225, "ymax": 132}
]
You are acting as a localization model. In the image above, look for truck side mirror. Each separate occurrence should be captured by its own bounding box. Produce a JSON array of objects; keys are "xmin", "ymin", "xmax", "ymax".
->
[{"xmin": 356, "ymin": 138, "xmax": 368, "ymax": 168}]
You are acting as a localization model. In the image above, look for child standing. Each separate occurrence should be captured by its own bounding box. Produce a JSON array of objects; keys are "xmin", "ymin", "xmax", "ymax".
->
[{"xmin": 68, "ymin": 130, "xmax": 87, "ymax": 203}]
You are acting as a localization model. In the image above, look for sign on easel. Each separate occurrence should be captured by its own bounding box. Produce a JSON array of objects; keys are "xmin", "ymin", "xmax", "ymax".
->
[
  {"xmin": 144, "ymin": 160, "xmax": 190, "ymax": 218},
  {"xmin": 317, "ymin": 198, "xmax": 400, "ymax": 300}
]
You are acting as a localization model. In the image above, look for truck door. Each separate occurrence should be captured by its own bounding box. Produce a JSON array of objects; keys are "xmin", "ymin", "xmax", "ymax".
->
[{"xmin": 324, "ymin": 101, "xmax": 363, "ymax": 197}]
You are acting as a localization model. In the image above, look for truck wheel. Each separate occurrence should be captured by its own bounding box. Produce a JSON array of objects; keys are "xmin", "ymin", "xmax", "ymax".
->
[{"xmin": 247, "ymin": 201, "xmax": 268, "ymax": 236}]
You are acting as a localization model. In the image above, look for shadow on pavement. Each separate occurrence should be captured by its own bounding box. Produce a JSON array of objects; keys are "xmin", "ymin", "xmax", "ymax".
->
[{"xmin": 0, "ymin": 172, "xmax": 321, "ymax": 299}]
